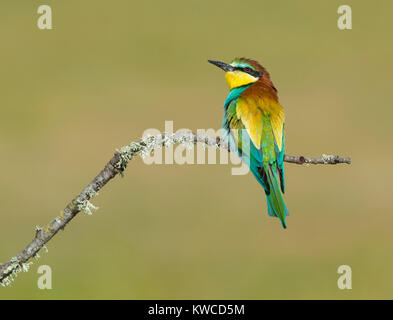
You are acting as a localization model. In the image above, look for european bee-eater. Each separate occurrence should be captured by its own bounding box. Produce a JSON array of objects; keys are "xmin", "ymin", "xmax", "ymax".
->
[{"xmin": 209, "ymin": 58, "xmax": 289, "ymax": 229}]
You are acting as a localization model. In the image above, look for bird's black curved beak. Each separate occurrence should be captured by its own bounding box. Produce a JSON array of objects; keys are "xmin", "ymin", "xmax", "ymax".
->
[{"xmin": 208, "ymin": 60, "xmax": 233, "ymax": 72}]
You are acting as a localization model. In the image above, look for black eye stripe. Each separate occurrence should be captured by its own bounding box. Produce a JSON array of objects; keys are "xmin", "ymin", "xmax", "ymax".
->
[{"xmin": 234, "ymin": 66, "xmax": 262, "ymax": 77}]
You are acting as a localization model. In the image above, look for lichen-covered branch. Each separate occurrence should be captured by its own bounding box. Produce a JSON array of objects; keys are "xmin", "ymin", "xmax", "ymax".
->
[
  {"xmin": 283, "ymin": 154, "xmax": 351, "ymax": 165},
  {"xmin": 0, "ymin": 131, "xmax": 351, "ymax": 286}
]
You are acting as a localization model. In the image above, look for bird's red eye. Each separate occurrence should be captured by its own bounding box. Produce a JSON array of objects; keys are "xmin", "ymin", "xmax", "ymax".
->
[{"xmin": 244, "ymin": 67, "xmax": 251, "ymax": 73}]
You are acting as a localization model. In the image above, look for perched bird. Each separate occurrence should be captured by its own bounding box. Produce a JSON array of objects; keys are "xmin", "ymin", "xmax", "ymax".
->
[{"xmin": 209, "ymin": 58, "xmax": 289, "ymax": 228}]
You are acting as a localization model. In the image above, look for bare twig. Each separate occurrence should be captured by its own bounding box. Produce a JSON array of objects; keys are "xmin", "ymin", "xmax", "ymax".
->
[{"xmin": 0, "ymin": 131, "xmax": 351, "ymax": 285}]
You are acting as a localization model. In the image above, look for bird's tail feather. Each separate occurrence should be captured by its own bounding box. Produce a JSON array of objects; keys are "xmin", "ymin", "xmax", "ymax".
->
[{"xmin": 265, "ymin": 165, "xmax": 289, "ymax": 229}]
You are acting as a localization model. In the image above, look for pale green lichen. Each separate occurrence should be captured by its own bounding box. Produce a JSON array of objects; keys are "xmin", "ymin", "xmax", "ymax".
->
[
  {"xmin": 86, "ymin": 185, "xmax": 99, "ymax": 198},
  {"xmin": 162, "ymin": 133, "xmax": 175, "ymax": 147},
  {"xmin": 1, "ymin": 224, "xmax": 51, "ymax": 287},
  {"xmin": 22, "ymin": 261, "xmax": 33, "ymax": 273},
  {"xmin": 0, "ymin": 257, "xmax": 33, "ymax": 287},
  {"xmin": 76, "ymin": 197, "xmax": 99, "ymax": 216},
  {"xmin": 176, "ymin": 134, "xmax": 195, "ymax": 150},
  {"xmin": 116, "ymin": 135, "xmax": 163, "ymax": 172},
  {"xmin": 84, "ymin": 201, "xmax": 99, "ymax": 216},
  {"xmin": 115, "ymin": 133, "xmax": 199, "ymax": 173},
  {"xmin": 75, "ymin": 186, "xmax": 99, "ymax": 216},
  {"xmin": 322, "ymin": 154, "xmax": 336, "ymax": 164}
]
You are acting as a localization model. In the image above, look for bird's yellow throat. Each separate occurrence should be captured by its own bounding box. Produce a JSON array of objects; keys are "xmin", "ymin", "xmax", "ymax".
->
[{"xmin": 225, "ymin": 71, "xmax": 259, "ymax": 90}]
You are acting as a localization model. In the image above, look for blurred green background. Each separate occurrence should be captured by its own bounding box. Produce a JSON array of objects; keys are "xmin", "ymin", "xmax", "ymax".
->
[{"xmin": 1, "ymin": 0, "xmax": 392, "ymax": 299}]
